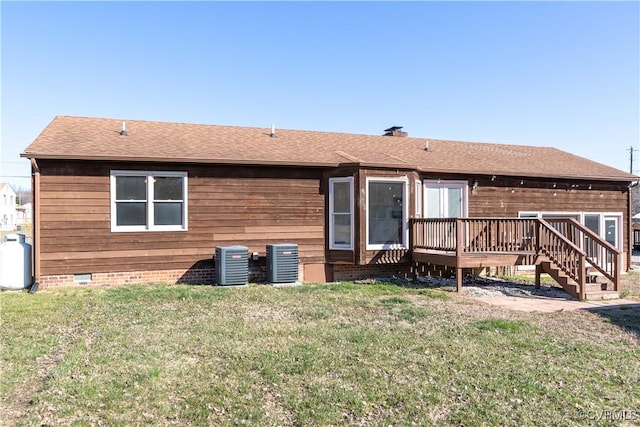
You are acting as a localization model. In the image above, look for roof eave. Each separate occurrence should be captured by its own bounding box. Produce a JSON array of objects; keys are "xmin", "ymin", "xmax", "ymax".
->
[
  {"xmin": 20, "ymin": 153, "xmax": 419, "ymax": 171},
  {"xmin": 20, "ymin": 153, "xmax": 342, "ymax": 168},
  {"xmin": 20, "ymin": 153, "xmax": 636, "ymax": 182},
  {"xmin": 418, "ymin": 167, "xmax": 637, "ymax": 183}
]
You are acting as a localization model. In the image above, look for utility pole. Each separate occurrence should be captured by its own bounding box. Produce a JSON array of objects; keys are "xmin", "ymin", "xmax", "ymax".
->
[{"xmin": 630, "ymin": 146, "xmax": 635, "ymax": 174}]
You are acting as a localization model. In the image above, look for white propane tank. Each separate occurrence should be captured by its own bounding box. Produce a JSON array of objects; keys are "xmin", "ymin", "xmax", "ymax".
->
[{"xmin": 0, "ymin": 234, "xmax": 33, "ymax": 290}]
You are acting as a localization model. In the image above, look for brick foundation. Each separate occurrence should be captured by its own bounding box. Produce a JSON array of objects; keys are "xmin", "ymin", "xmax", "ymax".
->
[
  {"xmin": 331, "ymin": 263, "xmax": 412, "ymax": 282},
  {"xmin": 37, "ymin": 262, "xmax": 275, "ymax": 290},
  {"xmin": 37, "ymin": 262, "xmax": 416, "ymax": 290},
  {"xmin": 37, "ymin": 267, "xmax": 217, "ymax": 290}
]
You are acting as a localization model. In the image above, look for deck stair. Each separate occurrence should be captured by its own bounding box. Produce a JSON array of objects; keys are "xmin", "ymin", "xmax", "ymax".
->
[{"xmin": 535, "ymin": 257, "xmax": 619, "ymax": 301}]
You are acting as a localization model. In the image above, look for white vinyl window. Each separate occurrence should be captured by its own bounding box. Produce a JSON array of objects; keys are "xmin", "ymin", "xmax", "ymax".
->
[
  {"xmin": 329, "ymin": 177, "xmax": 354, "ymax": 250},
  {"xmin": 423, "ymin": 180, "xmax": 468, "ymax": 218},
  {"xmin": 366, "ymin": 177, "xmax": 408, "ymax": 250},
  {"xmin": 415, "ymin": 180, "xmax": 422, "ymax": 218},
  {"xmin": 518, "ymin": 211, "xmax": 622, "ymax": 249},
  {"xmin": 110, "ymin": 170, "xmax": 188, "ymax": 232}
]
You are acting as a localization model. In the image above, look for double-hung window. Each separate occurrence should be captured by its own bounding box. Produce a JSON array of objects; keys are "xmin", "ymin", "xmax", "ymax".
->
[
  {"xmin": 111, "ymin": 171, "xmax": 188, "ymax": 232},
  {"xmin": 366, "ymin": 177, "xmax": 408, "ymax": 249},
  {"xmin": 329, "ymin": 177, "xmax": 354, "ymax": 250}
]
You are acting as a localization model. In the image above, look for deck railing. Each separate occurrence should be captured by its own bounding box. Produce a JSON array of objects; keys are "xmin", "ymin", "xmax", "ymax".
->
[
  {"xmin": 410, "ymin": 218, "xmax": 539, "ymax": 253},
  {"xmin": 545, "ymin": 218, "xmax": 620, "ymax": 291},
  {"xmin": 411, "ymin": 218, "xmax": 457, "ymax": 251}
]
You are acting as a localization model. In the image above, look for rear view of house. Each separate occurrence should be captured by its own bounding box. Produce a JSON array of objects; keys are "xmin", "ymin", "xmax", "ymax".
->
[{"xmin": 21, "ymin": 116, "xmax": 637, "ymax": 298}]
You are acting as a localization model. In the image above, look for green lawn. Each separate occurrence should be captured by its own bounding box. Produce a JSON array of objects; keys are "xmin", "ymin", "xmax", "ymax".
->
[{"xmin": 1, "ymin": 283, "xmax": 639, "ymax": 426}]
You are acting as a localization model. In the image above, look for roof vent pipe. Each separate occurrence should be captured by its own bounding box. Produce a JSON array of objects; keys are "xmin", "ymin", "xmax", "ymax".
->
[
  {"xmin": 120, "ymin": 121, "xmax": 127, "ymax": 136},
  {"xmin": 270, "ymin": 124, "xmax": 276, "ymax": 138}
]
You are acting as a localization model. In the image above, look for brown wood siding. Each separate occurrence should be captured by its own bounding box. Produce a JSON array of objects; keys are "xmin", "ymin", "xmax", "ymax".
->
[
  {"xmin": 419, "ymin": 174, "xmax": 631, "ymax": 257},
  {"xmin": 38, "ymin": 160, "xmax": 325, "ymax": 276}
]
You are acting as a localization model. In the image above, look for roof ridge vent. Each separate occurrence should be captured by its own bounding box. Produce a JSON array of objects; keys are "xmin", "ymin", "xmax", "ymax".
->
[{"xmin": 119, "ymin": 121, "xmax": 127, "ymax": 136}]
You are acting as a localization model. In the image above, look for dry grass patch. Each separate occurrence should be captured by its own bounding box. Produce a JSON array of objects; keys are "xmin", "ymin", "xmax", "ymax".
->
[{"xmin": 1, "ymin": 282, "xmax": 638, "ymax": 426}]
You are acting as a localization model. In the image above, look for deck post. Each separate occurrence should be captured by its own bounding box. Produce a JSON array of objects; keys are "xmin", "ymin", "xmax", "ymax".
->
[
  {"xmin": 455, "ymin": 218, "xmax": 462, "ymax": 257},
  {"xmin": 455, "ymin": 219, "xmax": 463, "ymax": 292},
  {"xmin": 578, "ymin": 255, "xmax": 586, "ymax": 300},
  {"xmin": 535, "ymin": 263, "xmax": 541, "ymax": 289},
  {"xmin": 409, "ymin": 218, "xmax": 415, "ymax": 254},
  {"xmin": 614, "ymin": 251, "xmax": 621, "ymax": 292}
]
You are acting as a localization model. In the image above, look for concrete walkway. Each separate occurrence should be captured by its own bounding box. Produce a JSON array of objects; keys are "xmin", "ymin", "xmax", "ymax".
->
[{"xmin": 471, "ymin": 295, "xmax": 640, "ymax": 313}]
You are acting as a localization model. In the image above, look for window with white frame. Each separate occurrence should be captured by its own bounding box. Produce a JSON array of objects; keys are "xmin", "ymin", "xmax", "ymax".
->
[
  {"xmin": 415, "ymin": 180, "xmax": 422, "ymax": 218},
  {"xmin": 366, "ymin": 177, "xmax": 408, "ymax": 249},
  {"xmin": 329, "ymin": 177, "xmax": 354, "ymax": 250},
  {"xmin": 110, "ymin": 171, "xmax": 188, "ymax": 232},
  {"xmin": 423, "ymin": 180, "xmax": 468, "ymax": 218},
  {"xmin": 518, "ymin": 211, "xmax": 623, "ymax": 249}
]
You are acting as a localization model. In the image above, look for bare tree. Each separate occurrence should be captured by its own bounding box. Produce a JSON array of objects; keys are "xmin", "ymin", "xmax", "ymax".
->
[{"xmin": 13, "ymin": 185, "xmax": 32, "ymax": 205}]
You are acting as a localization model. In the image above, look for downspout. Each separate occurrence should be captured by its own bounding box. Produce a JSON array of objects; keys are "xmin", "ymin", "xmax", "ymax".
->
[
  {"xmin": 31, "ymin": 158, "xmax": 40, "ymax": 284},
  {"xmin": 628, "ymin": 181, "xmax": 638, "ymax": 271}
]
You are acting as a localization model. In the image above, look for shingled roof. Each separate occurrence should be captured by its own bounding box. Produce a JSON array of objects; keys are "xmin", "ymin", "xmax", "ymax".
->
[{"xmin": 22, "ymin": 115, "xmax": 636, "ymax": 181}]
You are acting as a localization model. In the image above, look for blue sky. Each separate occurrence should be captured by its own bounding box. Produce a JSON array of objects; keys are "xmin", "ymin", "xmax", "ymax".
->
[{"xmin": 2, "ymin": 1, "xmax": 639, "ymax": 190}]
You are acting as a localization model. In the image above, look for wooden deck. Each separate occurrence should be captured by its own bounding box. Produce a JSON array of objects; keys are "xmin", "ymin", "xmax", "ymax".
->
[{"xmin": 409, "ymin": 218, "xmax": 621, "ymax": 299}]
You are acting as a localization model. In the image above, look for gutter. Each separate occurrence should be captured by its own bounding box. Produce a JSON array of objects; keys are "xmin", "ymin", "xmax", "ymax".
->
[
  {"xmin": 20, "ymin": 153, "xmax": 418, "ymax": 172},
  {"xmin": 416, "ymin": 168, "xmax": 638, "ymax": 183}
]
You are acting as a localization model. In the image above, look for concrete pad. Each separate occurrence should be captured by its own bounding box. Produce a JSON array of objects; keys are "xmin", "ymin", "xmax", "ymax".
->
[{"xmin": 471, "ymin": 295, "xmax": 640, "ymax": 313}]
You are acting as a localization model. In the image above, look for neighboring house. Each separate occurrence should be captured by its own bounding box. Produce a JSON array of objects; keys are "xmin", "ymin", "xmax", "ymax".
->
[
  {"xmin": 21, "ymin": 116, "xmax": 638, "ymax": 298},
  {"xmin": 633, "ymin": 213, "xmax": 640, "ymax": 251},
  {"xmin": 0, "ymin": 183, "xmax": 17, "ymax": 231}
]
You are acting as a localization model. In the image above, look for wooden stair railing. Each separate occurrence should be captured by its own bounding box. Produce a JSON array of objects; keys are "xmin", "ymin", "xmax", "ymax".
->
[
  {"xmin": 545, "ymin": 218, "xmax": 621, "ymax": 292},
  {"xmin": 536, "ymin": 219, "xmax": 587, "ymax": 299}
]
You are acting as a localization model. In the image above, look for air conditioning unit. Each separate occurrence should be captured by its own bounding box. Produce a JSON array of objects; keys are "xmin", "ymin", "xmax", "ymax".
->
[
  {"xmin": 215, "ymin": 246, "xmax": 248, "ymax": 286},
  {"xmin": 266, "ymin": 243, "xmax": 298, "ymax": 283}
]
